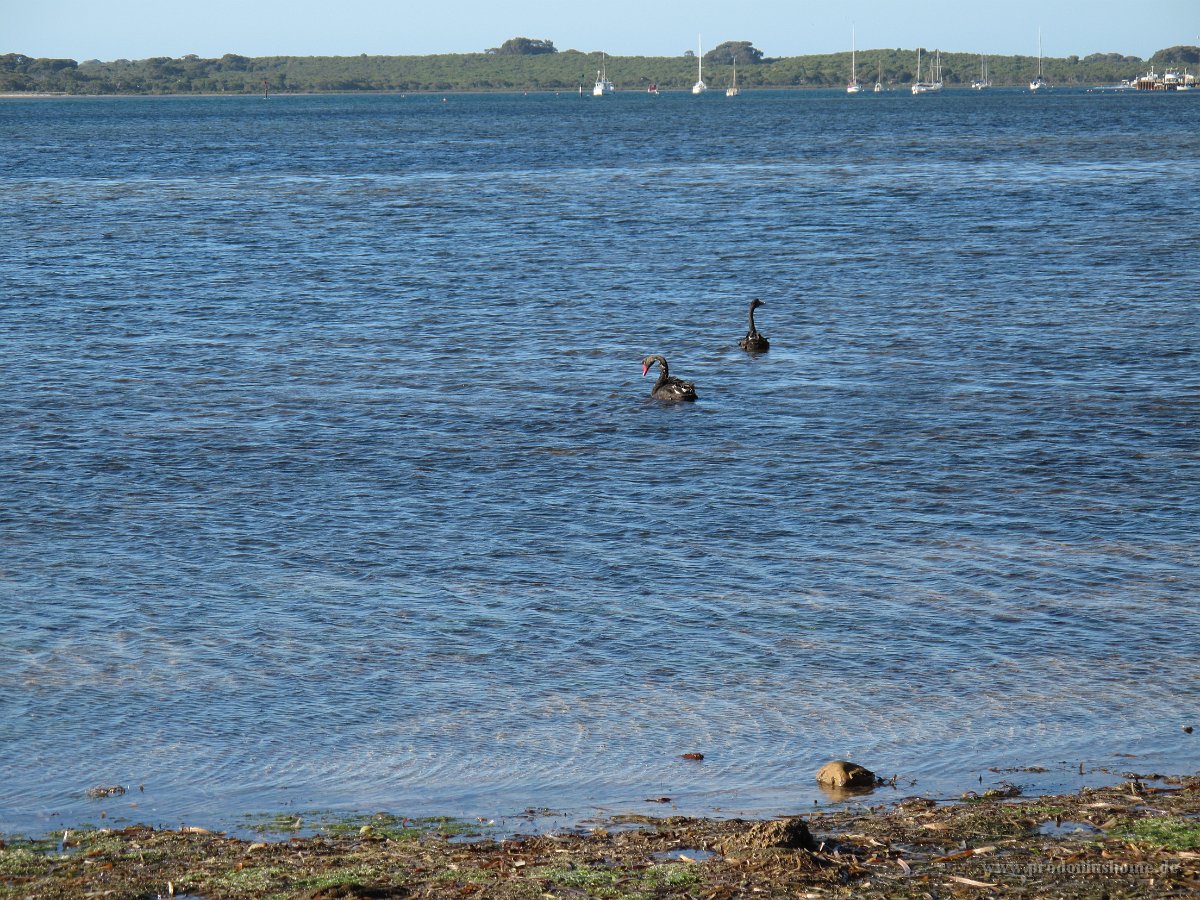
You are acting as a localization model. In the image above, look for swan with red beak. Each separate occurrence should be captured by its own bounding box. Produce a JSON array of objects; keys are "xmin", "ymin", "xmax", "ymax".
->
[{"xmin": 641, "ymin": 355, "xmax": 697, "ymax": 402}]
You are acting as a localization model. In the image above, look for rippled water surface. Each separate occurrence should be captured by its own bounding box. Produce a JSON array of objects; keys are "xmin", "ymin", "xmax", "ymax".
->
[{"xmin": 1, "ymin": 90, "xmax": 1197, "ymax": 833}]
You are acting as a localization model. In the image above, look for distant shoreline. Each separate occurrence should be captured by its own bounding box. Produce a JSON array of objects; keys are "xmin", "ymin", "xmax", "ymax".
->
[{"xmin": 5, "ymin": 46, "xmax": 1195, "ymax": 95}]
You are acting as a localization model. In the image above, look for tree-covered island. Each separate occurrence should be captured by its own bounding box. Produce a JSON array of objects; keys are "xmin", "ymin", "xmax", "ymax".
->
[{"xmin": 2, "ymin": 40, "xmax": 1198, "ymax": 94}]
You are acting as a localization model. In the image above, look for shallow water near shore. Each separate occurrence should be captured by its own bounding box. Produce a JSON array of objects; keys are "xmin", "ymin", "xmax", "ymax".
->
[{"xmin": 0, "ymin": 88, "xmax": 1197, "ymax": 834}]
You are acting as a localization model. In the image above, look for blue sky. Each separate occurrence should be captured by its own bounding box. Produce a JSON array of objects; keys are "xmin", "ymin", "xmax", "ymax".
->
[{"xmin": 4, "ymin": 0, "xmax": 1195, "ymax": 61}]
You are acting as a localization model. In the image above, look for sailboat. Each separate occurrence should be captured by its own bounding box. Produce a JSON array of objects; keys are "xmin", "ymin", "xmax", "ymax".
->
[
  {"xmin": 593, "ymin": 53, "xmax": 614, "ymax": 96},
  {"xmin": 911, "ymin": 48, "xmax": 942, "ymax": 94},
  {"xmin": 972, "ymin": 55, "xmax": 991, "ymax": 90},
  {"xmin": 692, "ymin": 34, "xmax": 707, "ymax": 94},
  {"xmin": 726, "ymin": 61, "xmax": 739, "ymax": 97},
  {"xmin": 874, "ymin": 60, "xmax": 883, "ymax": 92},
  {"xmin": 847, "ymin": 27, "xmax": 863, "ymax": 93},
  {"xmin": 1030, "ymin": 29, "xmax": 1047, "ymax": 91}
]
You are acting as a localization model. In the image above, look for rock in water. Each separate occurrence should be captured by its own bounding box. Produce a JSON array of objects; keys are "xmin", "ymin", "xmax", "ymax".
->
[
  {"xmin": 84, "ymin": 785, "xmax": 127, "ymax": 799},
  {"xmin": 815, "ymin": 760, "xmax": 876, "ymax": 787}
]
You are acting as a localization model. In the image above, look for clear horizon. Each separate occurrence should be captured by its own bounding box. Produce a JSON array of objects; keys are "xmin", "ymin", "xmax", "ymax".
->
[{"xmin": 5, "ymin": 0, "xmax": 1196, "ymax": 62}]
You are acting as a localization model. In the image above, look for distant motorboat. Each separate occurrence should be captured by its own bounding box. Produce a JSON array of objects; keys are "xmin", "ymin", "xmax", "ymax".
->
[
  {"xmin": 648, "ymin": 82, "xmax": 659, "ymax": 95},
  {"xmin": 593, "ymin": 54, "xmax": 614, "ymax": 96}
]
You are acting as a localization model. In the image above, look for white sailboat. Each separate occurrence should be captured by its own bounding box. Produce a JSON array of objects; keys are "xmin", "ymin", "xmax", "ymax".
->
[
  {"xmin": 847, "ymin": 27, "xmax": 863, "ymax": 93},
  {"xmin": 972, "ymin": 55, "xmax": 991, "ymax": 90},
  {"xmin": 874, "ymin": 59, "xmax": 883, "ymax": 92},
  {"xmin": 726, "ymin": 61, "xmax": 739, "ymax": 97},
  {"xmin": 593, "ymin": 53, "xmax": 614, "ymax": 96},
  {"xmin": 1030, "ymin": 29, "xmax": 1047, "ymax": 91},
  {"xmin": 911, "ymin": 48, "xmax": 942, "ymax": 94},
  {"xmin": 692, "ymin": 34, "xmax": 707, "ymax": 94}
]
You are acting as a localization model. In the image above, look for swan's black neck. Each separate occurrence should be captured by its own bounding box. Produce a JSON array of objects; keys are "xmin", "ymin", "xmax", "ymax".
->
[
  {"xmin": 747, "ymin": 305, "xmax": 758, "ymax": 335},
  {"xmin": 651, "ymin": 356, "xmax": 669, "ymax": 389}
]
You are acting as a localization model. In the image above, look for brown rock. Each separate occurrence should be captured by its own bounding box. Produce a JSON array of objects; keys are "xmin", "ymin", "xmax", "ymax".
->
[{"xmin": 815, "ymin": 760, "xmax": 876, "ymax": 787}]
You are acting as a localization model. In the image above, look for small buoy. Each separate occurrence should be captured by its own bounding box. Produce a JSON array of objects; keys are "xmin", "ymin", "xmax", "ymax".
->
[{"xmin": 681, "ymin": 752, "xmax": 704, "ymax": 761}]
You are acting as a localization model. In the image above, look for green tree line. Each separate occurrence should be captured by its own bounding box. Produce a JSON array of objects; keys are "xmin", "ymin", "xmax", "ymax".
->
[{"xmin": 2, "ymin": 45, "xmax": 1196, "ymax": 95}]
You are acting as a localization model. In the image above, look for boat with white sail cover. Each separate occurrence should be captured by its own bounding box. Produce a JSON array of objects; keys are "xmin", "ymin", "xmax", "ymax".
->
[
  {"xmin": 912, "ymin": 48, "xmax": 942, "ymax": 94},
  {"xmin": 847, "ymin": 27, "xmax": 863, "ymax": 93},
  {"xmin": 1030, "ymin": 29, "xmax": 1047, "ymax": 91}
]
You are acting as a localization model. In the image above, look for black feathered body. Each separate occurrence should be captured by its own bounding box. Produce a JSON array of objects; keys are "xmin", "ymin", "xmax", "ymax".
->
[{"xmin": 641, "ymin": 355, "xmax": 697, "ymax": 402}]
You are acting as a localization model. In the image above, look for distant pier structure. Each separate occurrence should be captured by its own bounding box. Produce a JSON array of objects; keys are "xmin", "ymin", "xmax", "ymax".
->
[{"xmin": 1133, "ymin": 69, "xmax": 1196, "ymax": 90}]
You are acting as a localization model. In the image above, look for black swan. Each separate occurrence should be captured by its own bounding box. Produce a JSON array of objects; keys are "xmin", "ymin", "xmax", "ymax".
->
[
  {"xmin": 641, "ymin": 355, "xmax": 697, "ymax": 402},
  {"xmin": 738, "ymin": 298, "xmax": 769, "ymax": 353}
]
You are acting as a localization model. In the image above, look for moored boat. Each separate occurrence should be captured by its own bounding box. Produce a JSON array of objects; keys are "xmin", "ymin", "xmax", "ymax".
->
[
  {"xmin": 912, "ymin": 48, "xmax": 942, "ymax": 94},
  {"xmin": 1030, "ymin": 29, "xmax": 1047, "ymax": 91},
  {"xmin": 692, "ymin": 34, "xmax": 707, "ymax": 94},
  {"xmin": 971, "ymin": 56, "xmax": 991, "ymax": 90},
  {"xmin": 847, "ymin": 27, "xmax": 863, "ymax": 93},
  {"xmin": 593, "ymin": 54, "xmax": 614, "ymax": 96}
]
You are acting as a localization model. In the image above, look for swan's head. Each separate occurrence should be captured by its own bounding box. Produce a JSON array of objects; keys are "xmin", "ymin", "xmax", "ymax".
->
[
  {"xmin": 750, "ymin": 298, "xmax": 765, "ymax": 310},
  {"xmin": 641, "ymin": 355, "xmax": 662, "ymax": 377}
]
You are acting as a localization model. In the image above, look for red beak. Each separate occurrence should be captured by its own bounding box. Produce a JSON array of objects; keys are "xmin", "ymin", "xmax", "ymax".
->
[{"xmin": 642, "ymin": 363, "xmax": 649, "ymax": 376}]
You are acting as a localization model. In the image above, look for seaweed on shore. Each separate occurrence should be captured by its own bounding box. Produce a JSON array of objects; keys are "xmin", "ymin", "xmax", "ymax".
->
[{"xmin": 3, "ymin": 777, "xmax": 1199, "ymax": 899}]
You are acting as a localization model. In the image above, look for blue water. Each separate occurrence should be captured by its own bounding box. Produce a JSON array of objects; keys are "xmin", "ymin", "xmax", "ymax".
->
[{"xmin": 1, "ymin": 89, "xmax": 1197, "ymax": 835}]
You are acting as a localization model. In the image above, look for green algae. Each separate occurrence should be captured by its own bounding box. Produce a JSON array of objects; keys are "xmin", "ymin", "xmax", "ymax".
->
[{"xmin": 1114, "ymin": 816, "xmax": 1200, "ymax": 850}]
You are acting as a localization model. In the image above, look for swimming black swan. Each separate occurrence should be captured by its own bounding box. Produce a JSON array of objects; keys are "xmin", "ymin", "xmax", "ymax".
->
[
  {"xmin": 738, "ymin": 298, "xmax": 769, "ymax": 353},
  {"xmin": 641, "ymin": 355, "xmax": 697, "ymax": 402}
]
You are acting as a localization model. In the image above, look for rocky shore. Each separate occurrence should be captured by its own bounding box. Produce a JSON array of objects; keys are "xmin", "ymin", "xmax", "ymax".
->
[{"xmin": 3, "ymin": 774, "xmax": 1198, "ymax": 898}]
